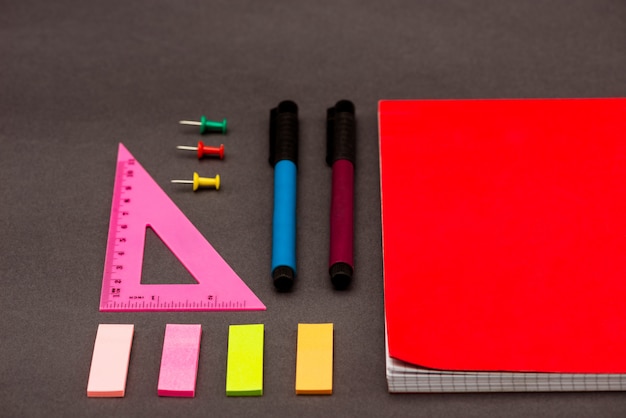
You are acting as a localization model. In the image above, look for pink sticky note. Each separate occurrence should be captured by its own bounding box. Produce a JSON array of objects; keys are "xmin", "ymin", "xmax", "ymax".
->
[
  {"xmin": 157, "ymin": 324, "xmax": 202, "ymax": 397},
  {"xmin": 87, "ymin": 324, "xmax": 134, "ymax": 397}
]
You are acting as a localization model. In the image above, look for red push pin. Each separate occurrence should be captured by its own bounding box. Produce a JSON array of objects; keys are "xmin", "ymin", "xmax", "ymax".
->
[{"xmin": 176, "ymin": 141, "xmax": 225, "ymax": 159}]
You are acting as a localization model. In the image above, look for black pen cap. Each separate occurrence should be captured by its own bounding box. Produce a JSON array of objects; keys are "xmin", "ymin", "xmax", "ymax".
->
[
  {"xmin": 269, "ymin": 100, "xmax": 299, "ymax": 167},
  {"xmin": 326, "ymin": 100, "xmax": 356, "ymax": 166}
]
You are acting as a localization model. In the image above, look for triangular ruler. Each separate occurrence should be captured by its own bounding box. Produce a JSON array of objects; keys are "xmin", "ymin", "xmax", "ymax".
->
[{"xmin": 100, "ymin": 143, "xmax": 266, "ymax": 312}]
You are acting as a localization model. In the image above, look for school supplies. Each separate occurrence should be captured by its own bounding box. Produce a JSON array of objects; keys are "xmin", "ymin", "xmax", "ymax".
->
[
  {"xmin": 180, "ymin": 116, "xmax": 227, "ymax": 134},
  {"xmin": 295, "ymin": 323, "xmax": 334, "ymax": 395},
  {"xmin": 326, "ymin": 100, "xmax": 357, "ymax": 290},
  {"xmin": 171, "ymin": 173, "xmax": 220, "ymax": 191},
  {"xmin": 87, "ymin": 324, "xmax": 134, "ymax": 397},
  {"xmin": 379, "ymin": 98, "xmax": 626, "ymax": 392},
  {"xmin": 226, "ymin": 324, "xmax": 265, "ymax": 396},
  {"xmin": 100, "ymin": 144, "xmax": 265, "ymax": 311},
  {"xmin": 158, "ymin": 324, "xmax": 202, "ymax": 397},
  {"xmin": 269, "ymin": 101, "xmax": 299, "ymax": 291}
]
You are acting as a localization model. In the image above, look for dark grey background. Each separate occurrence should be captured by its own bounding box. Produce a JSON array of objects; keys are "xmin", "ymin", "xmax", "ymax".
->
[{"xmin": 2, "ymin": 0, "xmax": 626, "ymax": 416}]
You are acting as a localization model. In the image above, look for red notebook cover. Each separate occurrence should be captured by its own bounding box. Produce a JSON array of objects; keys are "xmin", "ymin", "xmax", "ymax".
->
[{"xmin": 379, "ymin": 98, "xmax": 626, "ymax": 373}]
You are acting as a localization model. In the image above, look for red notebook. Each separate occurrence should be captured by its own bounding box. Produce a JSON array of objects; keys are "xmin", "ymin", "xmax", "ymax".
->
[{"xmin": 380, "ymin": 98, "xmax": 626, "ymax": 377}]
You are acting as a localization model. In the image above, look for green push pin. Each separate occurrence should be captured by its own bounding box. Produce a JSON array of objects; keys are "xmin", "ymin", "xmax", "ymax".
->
[{"xmin": 179, "ymin": 116, "xmax": 227, "ymax": 134}]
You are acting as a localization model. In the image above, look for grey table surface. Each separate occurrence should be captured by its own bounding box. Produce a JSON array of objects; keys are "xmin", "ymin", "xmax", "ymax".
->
[{"xmin": 2, "ymin": 0, "xmax": 626, "ymax": 417}]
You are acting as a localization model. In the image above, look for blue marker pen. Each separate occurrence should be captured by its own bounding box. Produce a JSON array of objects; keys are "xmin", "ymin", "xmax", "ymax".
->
[{"xmin": 269, "ymin": 101, "xmax": 299, "ymax": 291}]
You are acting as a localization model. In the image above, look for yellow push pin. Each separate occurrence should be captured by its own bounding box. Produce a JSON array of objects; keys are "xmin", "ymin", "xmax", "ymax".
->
[{"xmin": 171, "ymin": 172, "xmax": 220, "ymax": 191}]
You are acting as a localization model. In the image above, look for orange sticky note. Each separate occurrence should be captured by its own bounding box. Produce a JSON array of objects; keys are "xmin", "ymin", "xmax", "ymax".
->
[
  {"xmin": 295, "ymin": 323, "xmax": 333, "ymax": 395},
  {"xmin": 87, "ymin": 324, "xmax": 134, "ymax": 397}
]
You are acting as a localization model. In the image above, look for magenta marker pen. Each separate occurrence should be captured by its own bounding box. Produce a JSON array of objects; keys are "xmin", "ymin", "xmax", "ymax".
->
[{"xmin": 326, "ymin": 100, "xmax": 356, "ymax": 289}]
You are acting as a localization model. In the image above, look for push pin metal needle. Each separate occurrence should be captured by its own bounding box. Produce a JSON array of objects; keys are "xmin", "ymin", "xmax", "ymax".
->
[
  {"xmin": 176, "ymin": 141, "xmax": 225, "ymax": 159},
  {"xmin": 179, "ymin": 116, "xmax": 227, "ymax": 134},
  {"xmin": 171, "ymin": 173, "xmax": 220, "ymax": 191}
]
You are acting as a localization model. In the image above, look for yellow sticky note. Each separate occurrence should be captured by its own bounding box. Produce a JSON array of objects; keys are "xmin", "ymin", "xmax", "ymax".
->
[
  {"xmin": 226, "ymin": 324, "xmax": 264, "ymax": 396},
  {"xmin": 295, "ymin": 323, "xmax": 333, "ymax": 395}
]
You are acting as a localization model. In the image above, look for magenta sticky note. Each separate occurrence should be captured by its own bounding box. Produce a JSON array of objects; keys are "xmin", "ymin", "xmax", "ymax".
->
[{"xmin": 157, "ymin": 324, "xmax": 202, "ymax": 397}]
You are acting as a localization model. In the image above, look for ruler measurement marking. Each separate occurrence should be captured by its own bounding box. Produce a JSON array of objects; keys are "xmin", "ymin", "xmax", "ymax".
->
[{"xmin": 100, "ymin": 160, "xmax": 126, "ymax": 302}]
